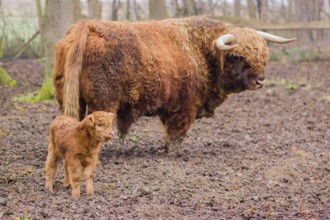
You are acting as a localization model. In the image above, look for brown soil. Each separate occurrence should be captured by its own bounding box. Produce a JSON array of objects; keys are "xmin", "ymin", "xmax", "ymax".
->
[{"xmin": 0, "ymin": 59, "xmax": 329, "ymax": 219}]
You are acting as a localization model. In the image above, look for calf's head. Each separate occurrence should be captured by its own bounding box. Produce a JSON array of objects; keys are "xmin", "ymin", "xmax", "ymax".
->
[
  {"xmin": 214, "ymin": 28, "xmax": 296, "ymax": 93},
  {"xmin": 84, "ymin": 111, "xmax": 115, "ymax": 142}
]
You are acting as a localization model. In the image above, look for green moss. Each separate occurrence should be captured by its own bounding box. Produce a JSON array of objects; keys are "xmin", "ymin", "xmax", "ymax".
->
[
  {"xmin": 35, "ymin": 80, "xmax": 55, "ymax": 101},
  {"xmin": 14, "ymin": 81, "xmax": 55, "ymax": 102},
  {"xmin": 38, "ymin": 57, "xmax": 45, "ymax": 63},
  {"xmin": 131, "ymin": 136, "xmax": 140, "ymax": 143},
  {"xmin": 287, "ymin": 81, "xmax": 298, "ymax": 91},
  {"xmin": 0, "ymin": 66, "xmax": 16, "ymax": 87},
  {"xmin": 14, "ymin": 91, "xmax": 38, "ymax": 102}
]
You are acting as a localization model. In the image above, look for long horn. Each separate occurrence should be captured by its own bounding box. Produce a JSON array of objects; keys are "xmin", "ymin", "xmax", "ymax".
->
[
  {"xmin": 257, "ymin": 31, "xmax": 296, "ymax": 44},
  {"xmin": 215, "ymin": 34, "xmax": 239, "ymax": 51}
]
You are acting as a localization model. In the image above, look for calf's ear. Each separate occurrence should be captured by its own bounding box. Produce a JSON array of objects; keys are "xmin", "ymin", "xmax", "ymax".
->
[{"xmin": 88, "ymin": 115, "xmax": 94, "ymax": 127}]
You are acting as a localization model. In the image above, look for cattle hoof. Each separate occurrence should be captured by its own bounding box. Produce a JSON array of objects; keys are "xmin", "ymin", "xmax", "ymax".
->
[
  {"xmin": 118, "ymin": 134, "xmax": 127, "ymax": 145},
  {"xmin": 158, "ymin": 145, "xmax": 169, "ymax": 154},
  {"xmin": 163, "ymin": 137, "xmax": 184, "ymax": 154}
]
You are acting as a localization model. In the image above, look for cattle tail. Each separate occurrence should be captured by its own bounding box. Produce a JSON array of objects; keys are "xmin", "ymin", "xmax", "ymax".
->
[{"xmin": 61, "ymin": 20, "xmax": 89, "ymax": 119}]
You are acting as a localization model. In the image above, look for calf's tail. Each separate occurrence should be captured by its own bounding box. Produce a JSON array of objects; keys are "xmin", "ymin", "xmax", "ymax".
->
[{"xmin": 62, "ymin": 20, "xmax": 89, "ymax": 119}]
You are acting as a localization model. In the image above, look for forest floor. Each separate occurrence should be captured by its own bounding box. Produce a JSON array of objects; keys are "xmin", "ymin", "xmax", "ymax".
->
[{"xmin": 0, "ymin": 58, "xmax": 329, "ymax": 219}]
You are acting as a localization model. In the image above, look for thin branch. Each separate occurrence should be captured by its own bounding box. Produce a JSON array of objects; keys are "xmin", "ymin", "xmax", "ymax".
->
[{"xmin": 14, "ymin": 30, "xmax": 40, "ymax": 59}]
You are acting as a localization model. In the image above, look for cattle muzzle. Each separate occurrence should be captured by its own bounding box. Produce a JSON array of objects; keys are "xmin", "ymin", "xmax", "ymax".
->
[
  {"xmin": 104, "ymin": 131, "xmax": 113, "ymax": 140},
  {"xmin": 255, "ymin": 76, "xmax": 265, "ymax": 89}
]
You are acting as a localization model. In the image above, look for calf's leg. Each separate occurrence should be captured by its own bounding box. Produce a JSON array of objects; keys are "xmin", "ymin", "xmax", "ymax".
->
[
  {"xmin": 67, "ymin": 158, "xmax": 83, "ymax": 198},
  {"xmin": 63, "ymin": 160, "xmax": 70, "ymax": 187},
  {"xmin": 84, "ymin": 155, "xmax": 98, "ymax": 195},
  {"xmin": 45, "ymin": 136, "xmax": 58, "ymax": 192}
]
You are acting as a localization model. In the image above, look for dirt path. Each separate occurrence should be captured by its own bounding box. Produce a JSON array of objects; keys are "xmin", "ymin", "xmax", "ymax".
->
[{"xmin": 0, "ymin": 59, "xmax": 329, "ymax": 219}]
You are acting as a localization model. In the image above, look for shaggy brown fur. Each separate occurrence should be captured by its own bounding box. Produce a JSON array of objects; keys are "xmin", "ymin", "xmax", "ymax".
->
[
  {"xmin": 53, "ymin": 17, "xmax": 283, "ymax": 151},
  {"xmin": 45, "ymin": 111, "xmax": 114, "ymax": 198}
]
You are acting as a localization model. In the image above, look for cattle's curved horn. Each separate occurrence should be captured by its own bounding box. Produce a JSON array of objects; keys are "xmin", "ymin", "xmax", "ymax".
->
[
  {"xmin": 256, "ymin": 31, "xmax": 296, "ymax": 44},
  {"xmin": 215, "ymin": 34, "xmax": 239, "ymax": 50}
]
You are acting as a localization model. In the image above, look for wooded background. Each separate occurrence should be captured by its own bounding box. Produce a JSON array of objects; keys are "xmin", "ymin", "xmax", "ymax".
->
[
  {"xmin": 1, "ymin": 0, "xmax": 330, "ymax": 60},
  {"xmin": 0, "ymin": 0, "xmax": 329, "ymax": 99}
]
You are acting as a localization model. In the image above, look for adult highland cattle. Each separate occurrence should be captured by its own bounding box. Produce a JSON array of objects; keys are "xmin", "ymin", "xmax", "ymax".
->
[{"xmin": 54, "ymin": 17, "xmax": 295, "ymax": 152}]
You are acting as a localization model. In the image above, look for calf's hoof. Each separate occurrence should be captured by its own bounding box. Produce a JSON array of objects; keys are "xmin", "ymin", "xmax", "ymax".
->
[
  {"xmin": 45, "ymin": 182, "xmax": 53, "ymax": 192},
  {"xmin": 63, "ymin": 179, "xmax": 70, "ymax": 187},
  {"xmin": 71, "ymin": 191, "xmax": 80, "ymax": 198},
  {"xmin": 71, "ymin": 188, "xmax": 81, "ymax": 198},
  {"xmin": 86, "ymin": 188, "xmax": 95, "ymax": 195}
]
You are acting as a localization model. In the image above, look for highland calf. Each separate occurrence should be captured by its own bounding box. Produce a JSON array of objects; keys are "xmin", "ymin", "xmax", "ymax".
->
[
  {"xmin": 54, "ymin": 17, "xmax": 295, "ymax": 152},
  {"xmin": 45, "ymin": 111, "xmax": 115, "ymax": 198}
]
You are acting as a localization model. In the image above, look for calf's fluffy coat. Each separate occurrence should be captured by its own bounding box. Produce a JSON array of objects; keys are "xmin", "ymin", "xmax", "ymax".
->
[{"xmin": 45, "ymin": 111, "xmax": 114, "ymax": 198}]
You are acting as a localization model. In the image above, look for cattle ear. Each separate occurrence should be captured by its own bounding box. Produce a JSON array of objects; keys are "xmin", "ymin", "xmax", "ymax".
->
[{"xmin": 88, "ymin": 115, "xmax": 94, "ymax": 127}]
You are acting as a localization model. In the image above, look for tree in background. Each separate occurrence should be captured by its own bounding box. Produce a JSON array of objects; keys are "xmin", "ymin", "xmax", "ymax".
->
[
  {"xmin": 247, "ymin": 0, "xmax": 257, "ymax": 19},
  {"xmin": 149, "ymin": 0, "xmax": 167, "ymax": 20},
  {"xmin": 169, "ymin": 0, "xmax": 178, "ymax": 17},
  {"xmin": 126, "ymin": 0, "xmax": 130, "ymax": 20},
  {"xmin": 256, "ymin": 0, "xmax": 268, "ymax": 20},
  {"xmin": 260, "ymin": 0, "xmax": 268, "ymax": 21},
  {"xmin": 35, "ymin": 0, "xmax": 44, "ymax": 57},
  {"xmin": 37, "ymin": 0, "xmax": 80, "ymax": 101},
  {"xmin": 287, "ymin": 0, "xmax": 294, "ymax": 22},
  {"xmin": 234, "ymin": 0, "xmax": 240, "ymax": 17},
  {"xmin": 222, "ymin": 0, "xmax": 228, "ymax": 16},
  {"xmin": 293, "ymin": 0, "xmax": 322, "ymax": 41},
  {"xmin": 88, "ymin": 0, "xmax": 101, "ymax": 19},
  {"xmin": 182, "ymin": 0, "xmax": 195, "ymax": 16},
  {"xmin": 111, "ymin": 0, "xmax": 121, "ymax": 20}
]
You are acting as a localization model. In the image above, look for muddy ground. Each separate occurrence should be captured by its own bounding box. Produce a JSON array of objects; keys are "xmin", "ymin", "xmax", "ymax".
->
[{"xmin": 0, "ymin": 58, "xmax": 329, "ymax": 219}]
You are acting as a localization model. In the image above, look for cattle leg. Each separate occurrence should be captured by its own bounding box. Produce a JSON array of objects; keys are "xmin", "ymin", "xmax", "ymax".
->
[
  {"xmin": 116, "ymin": 107, "xmax": 135, "ymax": 144},
  {"xmin": 160, "ymin": 108, "xmax": 197, "ymax": 153},
  {"xmin": 63, "ymin": 160, "xmax": 70, "ymax": 187},
  {"xmin": 67, "ymin": 159, "xmax": 83, "ymax": 198},
  {"xmin": 45, "ymin": 135, "xmax": 58, "ymax": 192},
  {"xmin": 84, "ymin": 155, "xmax": 98, "ymax": 195}
]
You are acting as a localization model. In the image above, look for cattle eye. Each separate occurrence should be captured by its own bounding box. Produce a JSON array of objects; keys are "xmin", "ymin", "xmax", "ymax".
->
[
  {"xmin": 96, "ymin": 123, "xmax": 103, "ymax": 127},
  {"xmin": 226, "ymin": 55, "xmax": 244, "ymax": 64},
  {"xmin": 243, "ymin": 63, "xmax": 251, "ymax": 70}
]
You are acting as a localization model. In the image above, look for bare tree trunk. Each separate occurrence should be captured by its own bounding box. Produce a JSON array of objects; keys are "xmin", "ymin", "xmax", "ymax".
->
[
  {"xmin": 207, "ymin": 0, "xmax": 214, "ymax": 16},
  {"xmin": 112, "ymin": 0, "xmax": 121, "ymax": 20},
  {"xmin": 149, "ymin": 0, "xmax": 167, "ymax": 20},
  {"xmin": 133, "ymin": 0, "xmax": 140, "ymax": 20},
  {"xmin": 126, "ymin": 0, "xmax": 130, "ymax": 20},
  {"xmin": 73, "ymin": 0, "xmax": 82, "ymax": 19},
  {"xmin": 169, "ymin": 0, "xmax": 178, "ymax": 17},
  {"xmin": 183, "ymin": 0, "xmax": 195, "ymax": 16},
  {"xmin": 234, "ymin": 0, "xmax": 240, "ymax": 17},
  {"xmin": 223, "ymin": 0, "xmax": 227, "ymax": 16},
  {"xmin": 261, "ymin": 0, "xmax": 268, "ymax": 21},
  {"xmin": 38, "ymin": 0, "xmax": 80, "ymax": 100},
  {"xmin": 287, "ymin": 0, "xmax": 293, "ymax": 22},
  {"xmin": 35, "ymin": 0, "xmax": 45, "ymax": 56},
  {"xmin": 255, "ymin": 0, "xmax": 261, "ymax": 19},
  {"xmin": 294, "ymin": 0, "xmax": 322, "ymax": 41},
  {"xmin": 88, "ymin": 0, "xmax": 101, "ymax": 19},
  {"xmin": 247, "ymin": 0, "xmax": 257, "ymax": 19}
]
